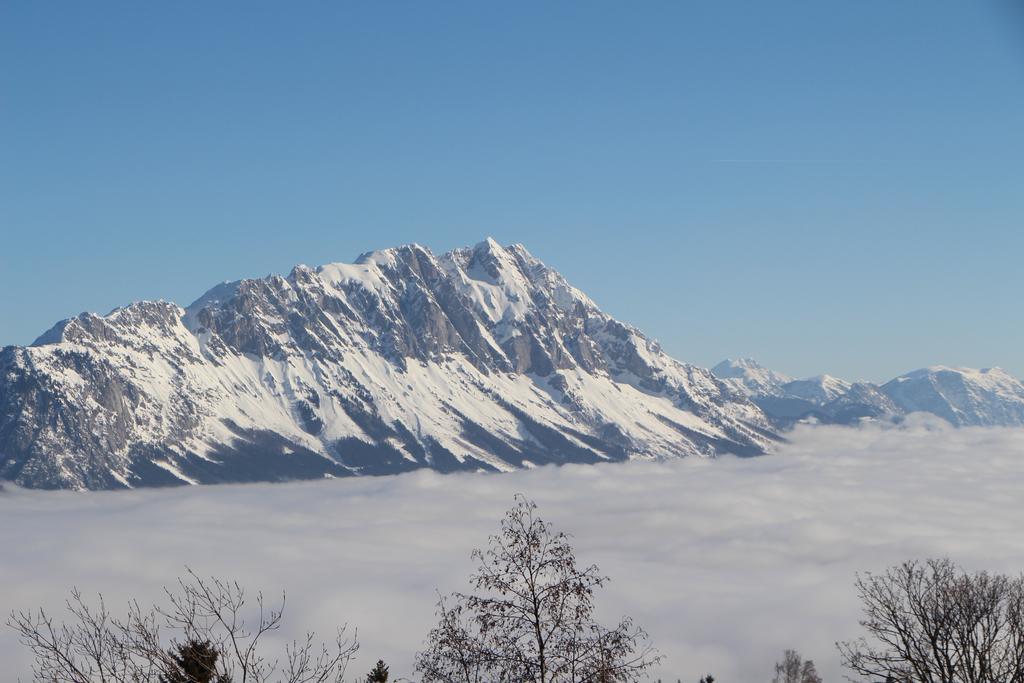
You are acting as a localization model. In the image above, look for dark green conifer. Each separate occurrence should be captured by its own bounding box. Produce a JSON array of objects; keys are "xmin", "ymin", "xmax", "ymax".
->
[
  {"xmin": 160, "ymin": 639, "xmax": 230, "ymax": 683},
  {"xmin": 366, "ymin": 659, "xmax": 389, "ymax": 683}
]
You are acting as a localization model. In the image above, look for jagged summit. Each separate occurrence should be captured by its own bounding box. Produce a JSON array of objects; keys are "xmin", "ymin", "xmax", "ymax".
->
[
  {"xmin": 31, "ymin": 300, "xmax": 186, "ymax": 347},
  {"xmin": 0, "ymin": 239, "xmax": 774, "ymax": 490}
]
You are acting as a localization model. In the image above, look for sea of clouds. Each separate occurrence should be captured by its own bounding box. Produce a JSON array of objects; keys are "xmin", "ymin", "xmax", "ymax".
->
[{"xmin": 3, "ymin": 415, "xmax": 1024, "ymax": 681}]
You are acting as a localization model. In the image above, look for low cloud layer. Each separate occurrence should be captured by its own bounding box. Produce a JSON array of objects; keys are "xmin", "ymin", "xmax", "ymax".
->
[{"xmin": 3, "ymin": 417, "xmax": 1024, "ymax": 681}]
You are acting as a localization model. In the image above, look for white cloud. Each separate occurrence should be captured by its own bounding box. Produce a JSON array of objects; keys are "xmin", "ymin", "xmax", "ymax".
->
[{"xmin": 3, "ymin": 418, "xmax": 1024, "ymax": 681}]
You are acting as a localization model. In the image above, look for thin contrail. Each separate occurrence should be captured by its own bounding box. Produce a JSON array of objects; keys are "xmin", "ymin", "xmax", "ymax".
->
[{"xmin": 712, "ymin": 158, "xmax": 923, "ymax": 164}]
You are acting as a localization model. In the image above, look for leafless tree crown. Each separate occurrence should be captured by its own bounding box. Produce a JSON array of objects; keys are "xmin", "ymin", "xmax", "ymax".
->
[
  {"xmin": 415, "ymin": 495, "xmax": 660, "ymax": 683},
  {"xmin": 771, "ymin": 648, "xmax": 822, "ymax": 683},
  {"xmin": 837, "ymin": 558, "xmax": 1024, "ymax": 683},
  {"xmin": 8, "ymin": 569, "xmax": 358, "ymax": 683}
]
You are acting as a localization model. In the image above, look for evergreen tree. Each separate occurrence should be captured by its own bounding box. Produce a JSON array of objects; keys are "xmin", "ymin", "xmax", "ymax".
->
[
  {"xmin": 161, "ymin": 639, "xmax": 230, "ymax": 683},
  {"xmin": 366, "ymin": 659, "xmax": 390, "ymax": 683}
]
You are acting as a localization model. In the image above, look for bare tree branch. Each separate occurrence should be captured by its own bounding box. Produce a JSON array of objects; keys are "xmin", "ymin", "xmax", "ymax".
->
[
  {"xmin": 415, "ymin": 495, "xmax": 661, "ymax": 683},
  {"xmin": 837, "ymin": 558, "xmax": 1024, "ymax": 683},
  {"xmin": 8, "ymin": 571, "xmax": 358, "ymax": 683}
]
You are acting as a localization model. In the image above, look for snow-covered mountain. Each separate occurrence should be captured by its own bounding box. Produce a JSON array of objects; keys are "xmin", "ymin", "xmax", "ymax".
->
[
  {"xmin": 712, "ymin": 359, "xmax": 1024, "ymax": 428},
  {"xmin": 780, "ymin": 375, "xmax": 852, "ymax": 404},
  {"xmin": 881, "ymin": 366, "xmax": 1024, "ymax": 427},
  {"xmin": 0, "ymin": 239, "xmax": 776, "ymax": 490},
  {"xmin": 711, "ymin": 359, "xmax": 792, "ymax": 397}
]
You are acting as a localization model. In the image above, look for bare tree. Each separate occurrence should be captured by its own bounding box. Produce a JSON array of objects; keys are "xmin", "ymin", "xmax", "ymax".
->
[
  {"xmin": 415, "ymin": 495, "xmax": 660, "ymax": 683},
  {"xmin": 8, "ymin": 588, "xmax": 160, "ymax": 683},
  {"xmin": 9, "ymin": 569, "xmax": 358, "ymax": 683},
  {"xmin": 837, "ymin": 558, "xmax": 1024, "ymax": 682},
  {"xmin": 771, "ymin": 649, "xmax": 821, "ymax": 683}
]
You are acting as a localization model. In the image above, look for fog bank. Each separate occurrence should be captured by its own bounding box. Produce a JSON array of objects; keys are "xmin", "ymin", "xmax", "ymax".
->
[{"xmin": 3, "ymin": 417, "xmax": 1023, "ymax": 681}]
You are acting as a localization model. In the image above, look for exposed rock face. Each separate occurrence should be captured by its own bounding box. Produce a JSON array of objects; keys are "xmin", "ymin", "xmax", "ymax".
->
[{"xmin": 0, "ymin": 239, "xmax": 776, "ymax": 490}]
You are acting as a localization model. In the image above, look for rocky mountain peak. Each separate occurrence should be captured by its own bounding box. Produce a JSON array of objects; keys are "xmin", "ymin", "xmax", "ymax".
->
[{"xmin": 0, "ymin": 239, "xmax": 775, "ymax": 490}]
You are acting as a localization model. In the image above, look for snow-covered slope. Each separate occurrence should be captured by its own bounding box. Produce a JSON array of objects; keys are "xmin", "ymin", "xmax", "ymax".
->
[
  {"xmin": 711, "ymin": 359, "xmax": 792, "ymax": 397},
  {"xmin": 881, "ymin": 366, "xmax": 1024, "ymax": 427},
  {"xmin": 0, "ymin": 239, "xmax": 776, "ymax": 490},
  {"xmin": 779, "ymin": 375, "xmax": 852, "ymax": 404},
  {"xmin": 711, "ymin": 359, "xmax": 1024, "ymax": 428}
]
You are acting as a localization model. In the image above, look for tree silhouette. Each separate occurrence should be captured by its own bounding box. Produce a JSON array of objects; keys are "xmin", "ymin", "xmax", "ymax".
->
[
  {"xmin": 366, "ymin": 659, "xmax": 390, "ymax": 683},
  {"xmin": 771, "ymin": 649, "xmax": 821, "ymax": 683},
  {"xmin": 837, "ymin": 558, "xmax": 1024, "ymax": 682},
  {"xmin": 161, "ymin": 639, "xmax": 230, "ymax": 683},
  {"xmin": 9, "ymin": 570, "xmax": 358, "ymax": 683},
  {"xmin": 416, "ymin": 495, "xmax": 660, "ymax": 683}
]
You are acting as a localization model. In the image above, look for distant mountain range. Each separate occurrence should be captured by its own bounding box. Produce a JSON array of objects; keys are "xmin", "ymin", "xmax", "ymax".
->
[
  {"xmin": 2, "ymin": 239, "xmax": 1020, "ymax": 491},
  {"xmin": 0, "ymin": 239, "xmax": 776, "ymax": 490},
  {"xmin": 711, "ymin": 358, "xmax": 1024, "ymax": 428}
]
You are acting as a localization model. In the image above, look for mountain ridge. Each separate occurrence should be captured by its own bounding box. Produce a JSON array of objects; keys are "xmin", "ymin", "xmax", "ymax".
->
[
  {"xmin": 5, "ymin": 241, "xmax": 1020, "ymax": 491},
  {"xmin": 713, "ymin": 358, "xmax": 1024, "ymax": 428},
  {"xmin": 0, "ymin": 239, "xmax": 774, "ymax": 490}
]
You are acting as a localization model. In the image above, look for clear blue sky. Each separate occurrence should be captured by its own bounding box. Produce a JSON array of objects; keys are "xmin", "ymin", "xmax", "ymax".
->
[{"xmin": 2, "ymin": 1, "xmax": 1022, "ymax": 382}]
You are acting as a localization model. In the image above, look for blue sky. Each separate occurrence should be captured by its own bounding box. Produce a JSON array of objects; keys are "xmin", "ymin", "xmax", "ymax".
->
[{"xmin": 2, "ymin": 1, "xmax": 1022, "ymax": 382}]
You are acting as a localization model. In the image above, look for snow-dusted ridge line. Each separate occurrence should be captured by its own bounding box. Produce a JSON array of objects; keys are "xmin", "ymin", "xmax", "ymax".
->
[
  {"xmin": 712, "ymin": 358, "xmax": 1024, "ymax": 428},
  {"xmin": 0, "ymin": 238, "xmax": 774, "ymax": 491}
]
